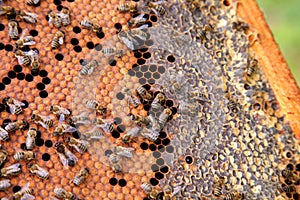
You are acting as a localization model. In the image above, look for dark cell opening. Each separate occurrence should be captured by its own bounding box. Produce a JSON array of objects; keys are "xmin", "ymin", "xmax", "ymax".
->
[
  {"xmin": 128, "ymin": 70, "xmax": 135, "ymax": 76},
  {"xmin": 132, "ymin": 64, "xmax": 139, "ymax": 70},
  {"xmin": 45, "ymin": 140, "xmax": 53, "ymax": 147},
  {"xmin": 18, "ymin": 27, "xmax": 22, "ymax": 34},
  {"xmin": 105, "ymin": 150, "xmax": 113, "ymax": 157},
  {"xmin": 29, "ymin": 29, "xmax": 38, "ymax": 37},
  {"xmin": 139, "ymin": 78, "xmax": 146, "ymax": 85},
  {"xmin": 42, "ymin": 77, "xmax": 51, "ymax": 85},
  {"xmin": 150, "ymin": 178, "xmax": 159, "ymax": 186},
  {"xmin": 71, "ymin": 38, "xmax": 79, "ymax": 45},
  {"xmin": 21, "ymin": 100, "xmax": 28, "ymax": 108},
  {"xmin": 56, "ymin": 5, "xmax": 63, "ymax": 11},
  {"xmin": 158, "ymin": 145, "xmax": 165, "ymax": 152},
  {"xmin": 118, "ymin": 179, "xmax": 127, "ymax": 187},
  {"xmin": 143, "ymin": 104, "xmax": 151, "ymax": 111},
  {"xmin": 108, "ymin": 59, "xmax": 117, "ymax": 66},
  {"xmin": 14, "ymin": 65, "xmax": 22, "ymax": 72},
  {"xmin": 140, "ymin": 142, "xmax": 148, "ymax": 150},
  {"xmin": 136, "ymin": 71, "xmax": 143, "ymax": 78},
  {"xmin": 185, "ymin": 155, "xmax": 193, "ymax": 164},
  {"xmin": 156, "ymin": 158, "xmax": 164, "ymax": 166},
  {"xmin": 285, "ymin": 179, "xmax": 293, "ymax": 185},
  {"xmin": 140, "ymin": 48, "xmax": 148, "ymax": 52},
  {"xmin": 117, "ymin": 125, "xmax": 125, "ymax": 133},
  {"xmin": 144, "ymin": 72, "xmax": 151, "ymax": 79},
  {"xmin": 165, "ymin": 100, "xmax": 174, "ymax": 107},
  {"xmin": 293, "ymin": 193, "xmax": 300, "ymax": 200},
  {"xmin": 8, "ymin": 71, "xmax": 16, "ymax": 79},
  {"xmin": 296, "ymin": 164, "xmax": 300, "ymax": 171},
  {"xmin": 73, "ymin": 26, "xmax": 81, "ymax": 34},
  {"xmin": 143, "ymin": 84, "xmax": 151, "ymax": 91},
  {"xmin": 286, "ymin": 163, "xmax": 294, "ymax": 170},
  {"xmin": 140, "ymin": 65, "xmax": 148, "ymax": 72},
  {"xmin": 113, "ymin": 117, "xmax": 122, "ymax": 125},
  {"xmin": 17, "ymin": 73, "xmax": 25, "ymax": 80},
  {"xmin": 0, "ymin": 104, "xmax": 5, "ymax": 112},
  {"xmin": 149, "ymin": 65, "xmax": 157, "ymax": 72},
  {"xmin": 151, "ymin": 164, "xmax": 159, "ymax": 172},
  {"xmin": 244, "ymin": 84, "xmax": 250, "ymax": 90},
  {"xmin": 171, "ymin": 107, "xmax": 177, "ymax": 115},
  {"xmin": 95, "ymin": 44, "xmax": 102, "ymax": 51},
  {"xmin": 87, "ymin": 41, "xmax": 94, "ymax": 49},
  {"xmin": 55, "ymin": 53, "xmax": 64, "ymax": 61},
  {"xmin": 158, "ymin": 66, "xmax": 165, "ymax": 74},
  {"xmin": 116, "ymin": 92, "xmax": 125, "ymax": 100},
  {"xmin": 73, "ymin": 45, "xmax": 82, "ymax": 53},
  {"xmin": 143, "ymin": 52, "xmax": 151, "ymax": 59},
  {"xmin": 112, "ymin": 130, "xmax": 120, "ymax": 139},
  {"xmin": 114, "ymin": 23, "xmax": 122, "ymax": 33},
  {"xmin": 0, "ymin": 43, "xmax": 4, "ymax": 50},
  {"xmin": 0, "ymin": 24, "xmax": 5, "ymax": 31},
  {"xmin": 150, "ymin": 15, "xmax": 158, "ymax": 22},
  {"xmin": 286, "ymin": 193, "xmax": 292, "ymax": 198},
  {"xmin": 159, "ymin": 132, "xmax": 167, "ymax": 139},
  {"xmin": 4, "ymin": 44, "xmax": 13, "ymax": 51},
  {"xmin": 167, "ymin": 55, "xmax": 175, "ymax": 63},
  {"xmin": 20, "ymin": 46, "xmax": 30, "ymax": 52},
  {"xmin": 109, "ymin": 178, "xmax": 118, "ymax": 186},
  {"xmin": 223, "ymin": 0, "xmax": 230, "ymax": 6},
  {"xmin": 149, "ymin": 144, "xmax": 157, "ymax": 151},
  {"xmin": 2, "ymin": 77, "xmax": 11, "ymax": 85},
  {"xmin": 72, "ymin": 131, "xmax": 81, "ymax": 139},
  {"xmin": 12, "ymin": 185, "xmax": 21, "ymax": 193},
  {"xmin": 36, "ymin": 83, "xmax": 45, "ymax": 90},
  {"xmin": 134, "ymin": 52, "xmax": 142, "ymax": 58},
  {"xmin": 53, "ymin": 0, "xmax": 62, "ymax": 5},
  {"xmin": 42, "ymin": 153, "xmax": 50, "ymax": 161},
  {"xmin": 96, "ymin": 31, "xmax": 105, "ymax": 39},
  {"xmin": 39, "ymin": 70, "xmax": 48, "ymax": 77},
  {"xmin": 160, "ymin": 165, "xmax": 169, "ymax": 173},
  {"xmin": 148, "ymin": 79, "xmax": 155, "ymax": 85},
  {"xmin": 36, "ymin": 131, "xmax": 42, "ymax": 139},
  {"xmin": 36, "ymin": 138, "xmax": 44, "ymax": 146},
  {"xmin": 162, "ymin": 138, "xmax": 170, "ymax": 146},
  {"xmin": 155, "ymin": 172, "xmax": 164, "ymax": 179},
  {"xmin": 25, "ymin": 74, "xmax": 34, "ymax": 82},
  {"xmin": 39, "ymin": 91, "xmax": 48, "ymax": 98},
  {"xmin": 286, "ymin": 152, "xmax": 292, "ymax": 158},
  {"xmin": 153, "ymin": 73, "xmax": 161, "ymax": 80},
  {"xmin": 154, "ymin": 138, "xmax": 161, "ymax": 145},
  {"xmin": 152, "ymin": 151, "xmax": 161, "ymax": 158},
  {"xmin": 3, "ymin": 119, "xmax": 12, "ymax": 125},
  {"xmin": 137, "ymin": 58, "xmax": 146, "ymax": 65},
  {"xmin": 31, "ymin": 69, "xmax": 39, "ymax": 76}
]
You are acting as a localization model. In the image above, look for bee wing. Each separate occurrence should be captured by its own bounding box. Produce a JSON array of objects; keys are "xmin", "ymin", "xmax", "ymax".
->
[
  {"xmin": 66, "ymin": 151, "xmax": 78, "ymax": 162},
  {"xmin": 63, "ymin": 126, "xmax": 77, "ymax": 133},
  {"xmin": 23, "ymin": 41, "xmax": 36, "ymax": 46},
  {"xmin": 8, "ymin": 104, "xmax": 16, "ymax": 114},
  {"xmin": 58, "ymin": 37, "xmax": 64, "ymax": 45},
  {"xmin": 73, "ymin": 145, "xmax": 84, "ymax": 154},
  {"xmin": 33, "ymin": 0, "xmax": 39, "ymax": 4},
  {"xmin": 118, "ymin": 33, "xmax": 135, "ymax": 50},
  {"xmin": 20, "ymin": 182, "xmax": 30, "ymax": 193},
  {"xmin": 20, "ymin": 193, "xmax": 35, "ymax": 200},
  {"xmin": 87, "ymin": 67, "xmax": 94, "ymax": 75},
  {"xmin": 58, "ymin": 153, "xmax": 69, "ymax": 168},
  {"xmin": 58, "ymin": 114, "xmax": 65, "ymax": 122},
  {"xmin": 38, "ymin": 121, "xmax": 49, "ymax": 129}
]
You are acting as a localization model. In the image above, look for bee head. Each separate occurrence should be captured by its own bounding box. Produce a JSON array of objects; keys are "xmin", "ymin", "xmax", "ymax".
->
[
  {"xmin": 27, "ymin": 162, "xmax": 34, "ymax": 169},
  {"xmin": 65, "ymin": 137, "xmax": 71, "ymax": 143},
  {"xmin": 84, "ymin": 167, "xmax": 90, "ymax": 173},
  {"xmin": 121, "ymin": 135, "xmax": 130, "ymax": 144}
]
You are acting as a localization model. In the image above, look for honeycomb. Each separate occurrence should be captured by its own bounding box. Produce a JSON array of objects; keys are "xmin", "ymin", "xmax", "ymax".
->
[{"xmin": 0, "ymin": 0, "xmax": 299, "ymax": 199}]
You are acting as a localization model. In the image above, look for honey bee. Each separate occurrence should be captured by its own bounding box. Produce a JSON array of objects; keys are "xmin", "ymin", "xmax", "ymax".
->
[
  {"xmin": 53, "ymin": 123, "xmax": 77, "ymax": 136},
  {"xmin": 121, "ymin": 126, "xmax": 142, "ymax": 144},
  {"xmin": 3, "ymin": 97, "xmax": 25, "ymax": 115},
  {"xmin": 31, "ymin": 114, "xmax": 54, "ymax": 129},
  {"xmin": 54, "ymin": 188, "xmax": 78, "ymax": 200},
  {"xmin": 86, "ymin": 100, "xmax": 107, "ymax": 116},
  {"xmin": 68, "ymin": 113, "xmax": 90, "ymax": 127},
  {"xmin": 136, "ymin": 86, "xmax": 152, "ymax": 102},
  {"xmin": 14, "ymin": 35, "xmax": 36, "ymax": 49},
  {"xmin": 0, "ymin": 127, "xmax": 9, "ymax": 141},
  {"xmin": 17, "ymin": 10, "xmax": 38, "ymax": 24},
  {"xmin": 151, "ymin": 93, "xmax": 165, "ymax": 110},
  {"xmin": 0, "ymin": 6, "xmax": 15, "ymax": 16},
  {"xmin": 13, "ymin": 151, "xmax": 36, "ymax": 161},
  {"xmin": 79, "ymin": 60, "xmax": 98, "ymax": 75},
  {"xmin": 148, "ymin": 114, "xmax": 160, "ymax": 132},
  {"xmin": 80, "ymin": 20, "xmax": 102, "ymax": 33},
  {"xmin": 8, "ymin": 20, "xmax": 19, "ymax": 40},
  {"xmin": 25, "ymin": 128, "xmax": 37, "ymax": 150},
  {"xmin": 196, "ymin": 24, "xmax": 214, "ymax": 41},
  {"xmin": 54, "ymin": 142, "xmax": 78, "ymax": 167},
  {"xmin": 223, "ymin": 191, "xmax": 245, "ymax": 200},
  {"xmin": 158, "ymin": 108, "xmax": 172, "ymax": 128},
  {"xmin": 25, "ymin": 49, "xmax": 40, "ymax": 73},
  {"xmin": 51, "ymin": 30, "xmax": 65, "ymax": 49},
  {"xmin": 141, "ymin": 182, "xmax": 159, "ymax": 199},
  {"xmin": 11, "ymin": 183, "xmax": 34, "ymax": 200},
  {"xmin": 0, "ymin": 149, "xmax": 8, "ymax": 168},
  {"xmin": 5, "ymin": 120, "xmax": 28, "ymax": 132},
  {"xmin": 282, "ymin": 185, "xmax": 296, "ymax": 193},
  {"xmin": 282, "ymin": 169, "xmax": 297, "ymax": 180},
  {"xmin": 28, "ymin": 163, "xmax": 49, "ymax": 180},
  {"xmin": 129, "ymin": 113, "xmax": 150, "ymax": 126},
  {"xmin": 0, "ymin": 180, "xmax": 10, "ymax": 191},
  {"xmin": 82, "ymin": 127, "xmax": 105, "ymax": 141},
  {"xmin": 140, "ymin": 127, "xmax": 159, "ymax": 141},
  {"xmin": 102, "ymin": 47, "xmax": 124, "ymax": 58},
  {"xmin": 0, "ymin": 163, "xmax": 22, "ymax": 177},
  {"xmin": 122, "ymin": 88, "xmax": 141, "ymax": 108},
  {"xmin": 113, "ymin": 146, "xmax": 134, "ymax": 158},
  {"xmin": 57, "ymin": 7, "xmax": 70, "ymax": 26},
  {"xmin": 128, "ymin": 13, "xmax": 147, "ymax": 27},
  {"xmin": 162, "ymin": 186, "xmax": 181, "ymax": 200},
  {"xmin": 93, "ymin": 118, "xmax": 114, "ymax": 133},
  {"xmin": 50, "ymin": 105, "xmax": 71, "ymax": 122},
  {"xmin": 117, "ymin": 2, "xmax": 137, "ymax": 13},
  {"xmin": 148, "ymin": 1, "xmax": 166, "ymax": 16},
  {"xmin": 65, "ymin": 137, "xmax": 89, "ymax": 154},
  {"xmin": 232, "ymin": 20, "xmax": 249, "ymax": 32},
  {"xmin": 48, "ymin": 11, "xmax": 62, "ymax": 28},
  {"xmin": 118, "ymin": 30, "xmax": 142, "ymax": 51},
  {"xmin": 14, "ymin": 49, "xmax": 31, "ymax": 66},
  {"xmin": 213, "ymin": 177, "xmax": 225, "ymax": 197},
  {"xmin": 26, "ymin": 0, "xmax": 40, "ymax": 6},
  {"xmin": 108, "ymin": 153, "xmax": 122, "ymax": 173},
  {"xmin": 246, "ymin": 58, "xmax": 257, "ymax": 76},
  {"xmin": 72, "ymin": 167, "xmax": 89, "ymax": 186}
]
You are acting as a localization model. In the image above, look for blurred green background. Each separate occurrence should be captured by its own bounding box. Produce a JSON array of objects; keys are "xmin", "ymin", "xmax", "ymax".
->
[{"xmin": 257, "ymin": 0, "xmax": 300, "ymax": 86}]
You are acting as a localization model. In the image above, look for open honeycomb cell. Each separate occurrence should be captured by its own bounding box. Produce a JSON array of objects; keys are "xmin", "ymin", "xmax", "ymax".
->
[{"xmin": 0, "ymin": 0, "xmax": 300, "ymax": 199}]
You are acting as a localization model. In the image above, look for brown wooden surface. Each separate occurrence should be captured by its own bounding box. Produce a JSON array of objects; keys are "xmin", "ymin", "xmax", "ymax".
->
[{"xmin": 236, "ymin": 0, "xmax": 300, "ymax": 139}]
